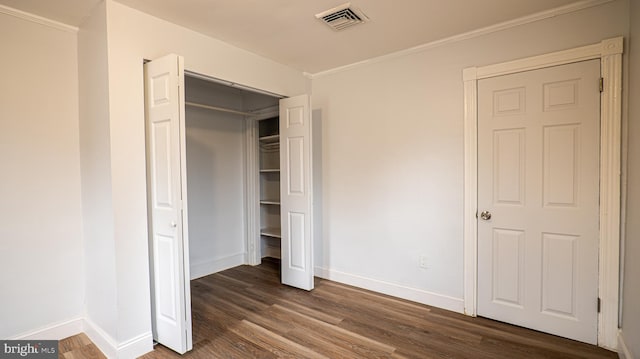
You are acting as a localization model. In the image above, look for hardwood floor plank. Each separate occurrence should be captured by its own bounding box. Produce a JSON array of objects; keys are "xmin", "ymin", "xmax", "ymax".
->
[
  {"xmin": 273, "ymin": 304, "xmax": 396, "ymax": 354},
  {"xmin": 58, "ymin": 333, "xmax": 105, "ymax": 359},
  {"xmin": 196, "ymin": 334, "xmax": 278, "ymax": 359},
  {"xmin": 319, "ymin": 279, "xmax": 434, "ymax": 313},
  {"xmin": 229, "ymin": 320, "xmax": 328, "ymax": 359},
  {"xmin": 271, "ymin": 298, "xmax": 344, "ymax": 325},
  {"xmin": 194, "ymin": 272, "xmax": 252, "ymax": 292},
  {"xmin": 243, "ymin": 305, "xmax": 300, "ymax": 335},
  {"xmin": 233, "ymin": 305, "xmax": 362, "ymax": 358},
  {"xmin": 58, "ymin": 333, "xmax": 92, "ymax": 354},
  {"xmin": 60, "ymin": 259, "xmax": 616, "ymax": 359},
  {"xmin": 61, "ymin": 344, "xmax": 105, "ymax": 359},
  {"xmin": 423, "ymin": 310, "xmax": 616, "ymax": 359},
  {"xmin": 262, "ymin": 304, "xmax": 397, "ymax": 358},
  {"xmin": 282, "ymin": 329, "xmax": 379, "ymax": 359},
  {"xmin": 313, "ymin": 284, "xmax": 484, "ymax": 345},
  {"xmin": 337, "ymin": 316, "xmax": 500, "ymax": 359},
  {"xmin": 223, "ymin": 265, "xmax": 281, "ymax": 286},
  {"xmin": 205, "ymin": 282, "xmax": 272, "ymax": 312}
]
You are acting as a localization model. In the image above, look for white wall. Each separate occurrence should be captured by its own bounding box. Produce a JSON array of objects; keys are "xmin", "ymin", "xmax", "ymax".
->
[
  {"xmin": 76, "ymin": 0, "xmax": 310, "ymax": 354},
  {"xmin": 5, "ymin": 0, "xmax": 633, "ymax": 353},
  {"xmin": 0, "ymin": 11, "xmax": 84, "ymax": 338},
  {"xmin": 185, "ymin": 79, "xmax": 247, "ymax": 278},
  {"xmin": 621, "ymin": 0, "xmax": 640, "ymax": 356},
  {"xmin": 78, "ymin": 0, "xmax": 119, "ymax": 344},
  {"xmin": 312, "ymin": 0, "xmax": 629, "ymax": 309}
]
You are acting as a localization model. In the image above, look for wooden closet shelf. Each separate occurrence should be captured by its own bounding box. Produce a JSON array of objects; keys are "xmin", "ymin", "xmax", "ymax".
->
[
  {"xmin": 259, "ymin": 134, "xmax": 279, "ymax": 143},
  {"xmin": 260, "ymin": 145, "xmax": 280, "ymax": 152},
  {"xmin": 260, "ymin": 169, "xmax": 280, "ymax": 173},
  {"xmin": 260, "ymin": 227, "xmax": 281, "ymax": 239},
  {"xmin": 260, "ymin": 200, "xmax": 281, "ymax": 205}
]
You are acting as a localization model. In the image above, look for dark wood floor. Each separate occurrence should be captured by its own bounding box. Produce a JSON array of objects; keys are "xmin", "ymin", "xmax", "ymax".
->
[{"xmin": 136, "ymin": 257, "xmax": 616, "ymax": 359}]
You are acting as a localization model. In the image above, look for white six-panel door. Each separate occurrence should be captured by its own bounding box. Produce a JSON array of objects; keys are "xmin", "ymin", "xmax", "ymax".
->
[
  {"xmin": 279, "ymin": 95, "xmax": 314, "ymax": 291},
  {"xmin": 477, "ymin": 60, "xmax": 600, "ymax": 343},
  {"xmin": 144, "ymin": 54, "xmax": 193, "ymax": 354}
]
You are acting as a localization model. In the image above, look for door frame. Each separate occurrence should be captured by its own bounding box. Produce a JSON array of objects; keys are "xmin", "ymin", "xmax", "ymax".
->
[{"xmin": 462, "ymin": 37, "xmax": 623, "ymax": 349}]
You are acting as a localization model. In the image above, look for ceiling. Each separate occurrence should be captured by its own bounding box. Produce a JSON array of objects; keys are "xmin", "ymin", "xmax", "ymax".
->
[{"xmin": 0, "ymin": 0, "xmax": 586, "ymax": 73}]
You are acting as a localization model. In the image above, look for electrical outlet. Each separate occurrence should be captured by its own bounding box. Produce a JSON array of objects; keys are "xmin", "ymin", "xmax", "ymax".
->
[{"xmin": 419, "ymin": 255, "xmax": 428, "ymax": 269}]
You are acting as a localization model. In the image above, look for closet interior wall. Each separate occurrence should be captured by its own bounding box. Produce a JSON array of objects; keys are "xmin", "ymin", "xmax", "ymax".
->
[{"xmin": 184, "ymin": 76, "xmax": 279, "ymax": 280}]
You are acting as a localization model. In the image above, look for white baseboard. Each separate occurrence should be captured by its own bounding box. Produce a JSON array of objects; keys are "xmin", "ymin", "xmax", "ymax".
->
[
  {"xmin": 10, "ymin": 317, "xmax": 84, "ymax": 340},
  {"xmin": 116, "ymin": 331, "xmax": 154, "ymax": 359},
  {"xmin": 9, "ymin": 316, "xmax": 152, "ymax": 358},
  {"xmin": 83, "ymin": 317, "xmax": 118, "ymax": 359},
  {"xmin": 190, "ymin": 253, "xmax": 246, "ymax": 280},
  {"xmin": 83, "ymin": 318, "xmax": 153, "ymax": 359},
  {"xmin": 618, "ymin": 330, "xmax": 634, "ymax": 359},
  {"xmin": 315, "ymin": 267, "xmax": 465, "ymax": 314}
]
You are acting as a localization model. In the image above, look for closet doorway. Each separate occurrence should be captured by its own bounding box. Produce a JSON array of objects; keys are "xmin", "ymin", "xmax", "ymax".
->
[
  {"xmin": 184, "ymin": 73, "xmax": 281, "ymax": 281},
  {"xmin": 144, "ymin": 54, "xmax": 316, "ymax": 354}
]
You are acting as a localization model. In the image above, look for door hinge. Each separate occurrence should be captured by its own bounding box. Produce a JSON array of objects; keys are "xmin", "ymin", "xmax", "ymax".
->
[
  {"xmin": 599, "ymin": 77, "xmax": 604, "ymax": 93},
  {"xmin": 597, "ymin": 297, "xmax": 601, "ymax": 313}
]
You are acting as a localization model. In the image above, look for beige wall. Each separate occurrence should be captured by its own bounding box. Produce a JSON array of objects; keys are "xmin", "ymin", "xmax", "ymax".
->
[
  {"xmin": 0, "ymin": 11, "xmax": 83, "ymax": 338},
  {"xmin": 621, "ymin": 0, "xmax": 640, "ymax": 356}
]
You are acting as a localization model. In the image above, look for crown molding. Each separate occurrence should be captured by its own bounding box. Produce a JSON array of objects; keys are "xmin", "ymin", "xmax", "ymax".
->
[
  {"xmin": 0, "ymin": 4, "xmax": 78, "ymax": 33},
  {"xmin": 310, "ymin": 0, "xmax": 614, "ymax": 78}
]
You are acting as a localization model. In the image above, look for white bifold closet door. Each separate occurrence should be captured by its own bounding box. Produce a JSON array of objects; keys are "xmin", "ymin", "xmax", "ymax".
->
[
  {"xmin": 279, "ymin": 95, "xmax": 314, "ymax": 291},
  {"xmin": 144, "ymin": 54, "xmax": 192, "ymax": 354},
  {"xmin": 144, "ymin": 54, "xmax": 316, "ymax": 354}
]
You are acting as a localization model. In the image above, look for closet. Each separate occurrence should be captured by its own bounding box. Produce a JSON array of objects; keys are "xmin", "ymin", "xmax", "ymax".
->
[
  {"xmin": 144, "ymin": 54, "xmax": 316, "ymax": 354},
  {"xmin": 178, "ymin": 72, "xmax": 316, "ymax": 291},
  {"xmin": 183, "ymin": 74, "xmax": 282, "ymax": 278}
]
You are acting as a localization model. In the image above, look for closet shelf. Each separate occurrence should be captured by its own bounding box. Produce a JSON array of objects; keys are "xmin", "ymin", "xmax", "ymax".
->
[
  {"xmin": 260, "ymin": 169, "xmax": 280, "ymax": 173},
  {"xmin": 260, "ymin": 200, "xmax": 281, "ymax": 205},
  {"xmin": 260, "ymin": 227, "xmax": 281, "ymax": 239},
  {"xmin": 185, "ymin": 101, "xmax": 278, "ymax": 118},
  {"xmin": 185, "ymin": 101, "xmax": 254, "ymax": 116},
  {"xmin": 260, "ymin": 143, "xmax": 280, "ymax": 151},
  {"xmin": 259, "ymin": 134, "xmax": 279, "ymax": 143}
]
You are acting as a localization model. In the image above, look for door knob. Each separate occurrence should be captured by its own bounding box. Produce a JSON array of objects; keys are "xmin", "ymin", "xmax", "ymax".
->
[
  {"xmin": 480, "ymin": 211, "xmax": 492, "ymax": 220},
  {"xmin": 171, "ymin": 221, "xmax": 177, "ymax": 228}
]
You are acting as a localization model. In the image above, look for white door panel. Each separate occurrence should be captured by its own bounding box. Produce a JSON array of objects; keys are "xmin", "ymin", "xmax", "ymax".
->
[
  {"xmin": 478, "ymin": 60, "xmax": 600, "ymax": 344},
  {"xmin": 280, "ymin": 95, "xmax": 314, "ymax": 291},
  {"xmin": 145, "ymin": 54, "xmax": 192, "ymax": 354}
]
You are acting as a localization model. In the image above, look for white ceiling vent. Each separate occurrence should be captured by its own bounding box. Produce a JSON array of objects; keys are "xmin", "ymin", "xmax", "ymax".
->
[{"xmin": 315, "ymin": 3, "xmax": 369, "ymax": 31}]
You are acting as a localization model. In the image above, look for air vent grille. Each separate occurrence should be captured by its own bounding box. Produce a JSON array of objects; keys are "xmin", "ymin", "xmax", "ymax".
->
[{"xmin": 315, "ymin": 3, "xmax": 369, "ymax": 31}]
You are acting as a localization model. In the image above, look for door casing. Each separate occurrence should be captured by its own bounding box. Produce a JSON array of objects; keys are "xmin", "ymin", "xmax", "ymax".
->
[{"xmin": 462, "ymin": 37, "xmax": 623, "ymax": 350}]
